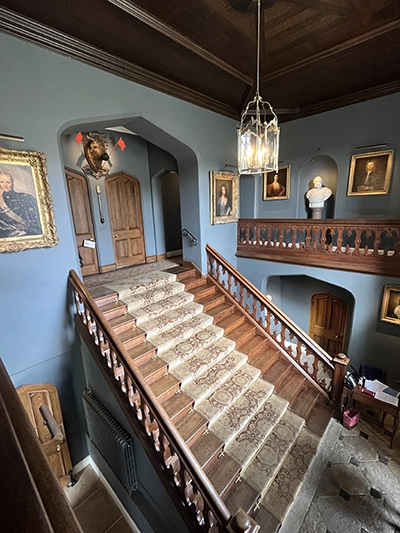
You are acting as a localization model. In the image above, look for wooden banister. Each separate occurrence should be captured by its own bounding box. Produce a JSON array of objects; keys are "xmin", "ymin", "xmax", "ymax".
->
[
  {"xmin": 237, "ymin": 218, "xmax": 400, "ymax": 277},
  {"xmin": 206, "ymin": 244, "xmax": 348, "ymax": 403},
  {"xmin": 69, "ymin": 270, "xmax": 259, "ymax": 533},
  {"xmin": 0, "ymin": 358, "xmax": 83, "ymax": 533}
]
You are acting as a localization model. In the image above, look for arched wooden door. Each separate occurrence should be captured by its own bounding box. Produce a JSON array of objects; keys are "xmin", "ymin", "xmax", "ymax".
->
[
  {"xmin": 106, "ymin": 172, "xmax": 145, "ymax": 267},
  {"xmin": 309, "ymin": 293, "xmax": 348, "ymax": 356},
  {"xmin": 65, "ymin": 169, "xmax": 99, "ymax": 276}
]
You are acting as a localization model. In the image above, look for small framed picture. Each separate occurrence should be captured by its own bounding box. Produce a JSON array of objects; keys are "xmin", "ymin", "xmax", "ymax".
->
[
  {"xmin": 0, "ymin": 148, "xmax": 58, "ymax": 252},
  {"xmin": 380, "ymin": 285, "xmax": 400, "ymax": 325},
  {"xmin": 347, "ymin": 150, "xmax": 394, "ymax": 196},
  {"xmin": 210, "ymin": 171, "xmax": 239, "ymax": 225},
  {"xmin": 263, "ymin": 165, "xmax": 290, "ymax": 200}
]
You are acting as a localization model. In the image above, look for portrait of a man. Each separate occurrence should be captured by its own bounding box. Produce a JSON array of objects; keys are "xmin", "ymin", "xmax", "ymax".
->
[
  {"xmin": 0, "ymin": 166, "xmax": 42, "ymax": 239},
  {"xmin": 380, "ymin": 285, "xmax": 400, "ymax": 325},
  {"xmin": 0, "ymin": 148, "xmax": 58, "ymax": 253},
  {"xmin": 347, "ymin": 150, "xmax": 394, "ymax": 196}
]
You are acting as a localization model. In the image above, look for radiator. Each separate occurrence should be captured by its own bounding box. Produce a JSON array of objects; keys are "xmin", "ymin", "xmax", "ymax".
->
[{"xmin": 82, "ymin": 389, "xmax": 137, "ymax": 494}]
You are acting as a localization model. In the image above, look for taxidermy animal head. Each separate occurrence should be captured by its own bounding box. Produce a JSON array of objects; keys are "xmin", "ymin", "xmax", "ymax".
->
[{"xmin": 83, "ymin": 133, "xmax": 110, "ymax": 173}]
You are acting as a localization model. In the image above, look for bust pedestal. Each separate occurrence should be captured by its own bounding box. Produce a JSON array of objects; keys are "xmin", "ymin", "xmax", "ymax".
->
[{"xmin": 310, "ymin": 206, "xmax": 323, "ymax": 219}]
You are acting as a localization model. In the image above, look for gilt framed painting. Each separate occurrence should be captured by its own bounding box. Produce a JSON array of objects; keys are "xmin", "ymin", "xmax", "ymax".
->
[
  {"xmin": 347, "ymin": 150, "xmax": 394, "ymax": 196},
  {"xmin": 210, "ymin": 171, "xmax": 239, "ymax": 225},
  {"xmin": 263, "ymin": 165, "xmax": 290, "ymax": 200},
  {"xmin": 0, "ymin": 148, "xmax": 58, "ymax": 252},
  {"xmin": 380, "ymin": 285, "xmax": 400, "ymax": 325}
]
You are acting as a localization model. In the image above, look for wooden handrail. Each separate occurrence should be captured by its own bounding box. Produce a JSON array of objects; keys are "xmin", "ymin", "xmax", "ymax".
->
[
  {"xmin": 237, "ymin": 218, "xmax": 400, "ymax": 277},
  {"xmin": 0, "ymin": 358, "xmax": 83, "ymax": 533},
  {"xmin": 206, "ymin": 244, "xmax": 347, "ymax": 403},
  {"xmin": 68, "ymin": 270, "xmax": 259, "ymax": 533}
]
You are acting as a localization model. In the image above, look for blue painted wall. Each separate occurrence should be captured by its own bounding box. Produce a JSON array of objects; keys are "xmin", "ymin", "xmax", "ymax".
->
[{"xmin": 0, "ymin": 31, "xmax": 238, "ymax": 469}]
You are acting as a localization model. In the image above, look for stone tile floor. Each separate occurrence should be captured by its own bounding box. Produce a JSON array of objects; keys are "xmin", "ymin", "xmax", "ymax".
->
[{"xmin": 279, "ymin": 414, "xmax": 400, "ymax": 533}]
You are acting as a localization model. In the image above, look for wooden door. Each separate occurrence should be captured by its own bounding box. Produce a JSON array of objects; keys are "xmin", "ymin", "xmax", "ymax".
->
[
  {"xmin": 66, "ymin": 169, "xmax": 99, "ymax": 276},
  {"xmin": 106, "ymin": 172, "xmax": 146, "ymax": 267},
  {"xmin": 309, "ymin": 293, "xmax": 348, "ymax": 356},
  {"xmin": 17, "ymin": 384, "xmax": 73, "ymax": 488}
]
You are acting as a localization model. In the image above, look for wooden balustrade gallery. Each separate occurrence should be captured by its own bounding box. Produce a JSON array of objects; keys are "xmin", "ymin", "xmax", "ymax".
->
[
  {"xmin": 68, "ymin": 270, "xmax": 258, "ymax": 533},
  {"xmin": 237, "ymin": 219, "xmax": 400, "ymax": 277},
  {"xmin": 206, "ymin": 245, "xmax": 348, "ymax": 405}
]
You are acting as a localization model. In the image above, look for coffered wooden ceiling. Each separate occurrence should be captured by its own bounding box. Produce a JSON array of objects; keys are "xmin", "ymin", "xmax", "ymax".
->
[{"xmin": 1, "ymin": 0, "xmax": 399, "ymax": 122}]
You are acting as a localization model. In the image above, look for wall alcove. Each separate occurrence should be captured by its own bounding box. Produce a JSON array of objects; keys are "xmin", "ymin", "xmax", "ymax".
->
[{"xmin": 300, "ymin": 154, "xmax": 338, "ymax": 219}]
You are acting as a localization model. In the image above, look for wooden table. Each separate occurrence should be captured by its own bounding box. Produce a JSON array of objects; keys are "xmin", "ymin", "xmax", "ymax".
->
[{"xmin": 341, "ymin": 385, "xmax": 400, "ymax": 448}]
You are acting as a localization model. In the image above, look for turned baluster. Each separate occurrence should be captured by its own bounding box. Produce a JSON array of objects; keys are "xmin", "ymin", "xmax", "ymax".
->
[
  {"xmin": 336, "ymin": 226, "xmax": 343, "ymax": 254},
  {"xmin": 183, "ymin": 470, "xmax": 206, "ymax": 526},
  {"xmin": 354, "ymin": 226, "xmax": 361, "ymax": 255}
]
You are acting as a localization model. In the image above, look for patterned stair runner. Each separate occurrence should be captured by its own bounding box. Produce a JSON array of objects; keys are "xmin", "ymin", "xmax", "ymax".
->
[{"xmin": 92, "ymin": 265, "xmax": 326, "ymax": 532}]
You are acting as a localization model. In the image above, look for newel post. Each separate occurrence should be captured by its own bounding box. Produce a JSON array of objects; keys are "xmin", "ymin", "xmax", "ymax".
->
[
  {"xmin": 330, "ymin": 353, "xmax": 350, "ymax": 406},
  {"xmin": 227, "ymin": 508, "xmax": 260, "ymax": 533}
]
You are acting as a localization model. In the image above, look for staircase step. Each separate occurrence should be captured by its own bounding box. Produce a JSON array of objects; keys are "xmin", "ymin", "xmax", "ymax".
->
[
  {"xmin": 130, "ymin": 291, "xmax": 195, "ymax": 326},
  {"xmin": 100, "ymin": 301, "xmax": 127, "ymax": 320},
  {"xmin": 140, "ymin": 301, "xmax": 203, "ymax": 337},
  {"xmin": 169, "ymin": 336, "xmax": 234, "ymax": 385},
  {"xmin": 224, "ymin": 478, "xmax": 260, "ymax": 516},
  {"xmin": 242, "ymin": 410, "xmax": 305, "ymax": 498},
  {"xmin": 226, "ymin": 323, "xmax": 256, "ymax": 347},
  {"xmin": 240, "ymin": 335, "xmax": 270, "ymax": 360},
  {"xmin": 117, "ymin": 327, "xmax": 146, "ymax": 350},
  {"xmin": 196, "ymin": 363, "xmax": 261, "ymax": 425},
  {"xmin": 137, "ymin": 357, "xmax": 167, "ymax": 384},
  {"xmin": 207, "ymin": 302, "xmax": 235, "ymax": 322},
  {"xmin": 90, "ymin": 286, "xmax": 118, "ymax": 307},
  {"xmin": 107, "ymin": 270, "xmax": 176, "ymax": 301},
  {"xmin": 251, "ymin": 347, "xmax": 279, "ymax": 374},
  {"xmin": 187, "ymin": 282, "xmax": 217, "ymax": 300},
  {"xmin": 217, "ymin": 312, "xmax": 245, "ymax": 334},
  {"xmin": 126, "ymin": 342, "xmax": 157, "ymax": 365},
  {"xmin": 149, "ymin": 313, "xmax": 214, "ymax": 355},
  {"xmin": 163, "ymin": 265, "xmax": 197, "ymax": 281},
  {"xmin": 122, "ymin": 281, "xmax": 184, "ymax": 312},
  {"xmin": 196, "ymin": 293, "xmax": 226, "ymax": 311},
  {"xmin": 291, "ymin": 387, "xmax": 320, "ymax": 420},
  {"xmin": 176, "ymin": 411, "xmax": 208, "ymax": 446},
  {"xmin": 275, "ymin": 372, "xmax": 305, "ymax": 403},
  {"xmin": 205, "ymin": 453, "xmax": 242, "ymax": 499},
  {"xmin": 263, "ymin": 358, "xmax": 291, "ymax": 387},
  {"xmin": 183, "ymin": 277, "xmax": 209, "ymax": 290},
  {"xmin": 150, "ymin": 374, "xmax": 180, "ymax": 403},
  {"xmin": 183, "ymin": 350, "xmax": 248, "ymax": 405},
  {"xmin": 261, "ymin": 428, "xmax": 321, "ymax": 524},
  {"xmin": 162, "ymin": 392, "xmax": 194, "ymax": 424},
  {"xmin": 161, "ymin": 325, "xmax": 225, "ymax": 371},
  {"xmin": 210, "ymin": 378, "xmax": 274, "ymax": 447},
  {"xmin": 227, "ymin": 394, "xmax": 289, "ymax": 471},
  {"xmin": 190, "ymin": 432, "xmax": 224, "ymax": 469},
  {"xmin": 251, "ymin": 506, "xmax": 281, "ymax": 533},
  {"xmin": 305, "ymin": 400, "xmax": 334, "ymax": 437},
  {"xmin": 108, "ymin": 313, "xmax": 136, "ymax": 334}
]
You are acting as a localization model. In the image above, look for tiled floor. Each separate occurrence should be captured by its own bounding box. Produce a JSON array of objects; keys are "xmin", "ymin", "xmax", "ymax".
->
[
  {"xmin": 280, "ymin": 413, "xmax": 400, "ymax": 533},
  {"xmin": 64, "ymin": 464, "xmax": 136, "ymax": 533}
]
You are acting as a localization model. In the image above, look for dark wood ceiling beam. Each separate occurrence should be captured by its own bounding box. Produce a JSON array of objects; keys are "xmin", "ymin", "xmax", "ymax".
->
[
  {"xmin": 285, "ymin": 0, "xmax": 349, "ymax": 16},
  {"xmin": 261, "ymin": 18, "xmax": 400, "ymax": 82},
  {"xmin": 0, "ymin": 7, "xmax": 240, "ymax": 120},
  {"xmin": 106, "ymin": 0, "xmax": 253, "ymax": 86}
]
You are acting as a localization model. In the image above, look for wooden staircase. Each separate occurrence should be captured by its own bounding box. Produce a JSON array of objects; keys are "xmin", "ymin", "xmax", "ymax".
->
[{"xmin": 85, "ymin": 264, "xmax": 334, "ymax": 532}]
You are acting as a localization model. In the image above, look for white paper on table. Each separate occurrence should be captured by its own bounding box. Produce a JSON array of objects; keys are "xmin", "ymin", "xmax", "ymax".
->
[{"xmin": 365, "ymin": 380, "xmax": 399, "ymax": 407}]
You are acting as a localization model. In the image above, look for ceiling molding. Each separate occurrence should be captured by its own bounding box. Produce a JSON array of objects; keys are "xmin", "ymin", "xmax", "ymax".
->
[
  {"xmin": 0, "ymin": 7, "xmax": 240, "ymax": 120},
  {"xmin": 281, "ymin": 79, "xmax": 400, "ymax": 123},
  {"xmin": 106, "ymin": 0, "xmax": 253, "ymax": 86},
  {"xmin": 262, "ymin": 19, "xmax": 400, "ymax": 83},
  {"xmin": 285, "ymin": 0, "xmax": 349, "ymax": 16}
]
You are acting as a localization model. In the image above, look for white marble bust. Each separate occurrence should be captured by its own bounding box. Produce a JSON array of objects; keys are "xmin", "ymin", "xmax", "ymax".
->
[{"xmin": 306, "ymin": 176, "xmax": 332, "ymax": 208}]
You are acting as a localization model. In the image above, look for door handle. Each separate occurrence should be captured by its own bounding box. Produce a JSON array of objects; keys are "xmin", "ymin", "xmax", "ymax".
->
[{"xmin": 113, "ymin": 234, "xmax": 118, "ymax": 238}]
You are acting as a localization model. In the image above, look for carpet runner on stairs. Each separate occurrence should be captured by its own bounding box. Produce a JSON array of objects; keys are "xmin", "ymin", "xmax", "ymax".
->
[{"xmin": 87, "ymin": 265, "xmax": 331, "ymax": 532}]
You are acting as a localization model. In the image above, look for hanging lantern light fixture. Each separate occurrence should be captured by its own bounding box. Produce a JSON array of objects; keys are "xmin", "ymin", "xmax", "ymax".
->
[{"xmin": 238, "ymin": 0, "xmax": 279, "ymax": 174}]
